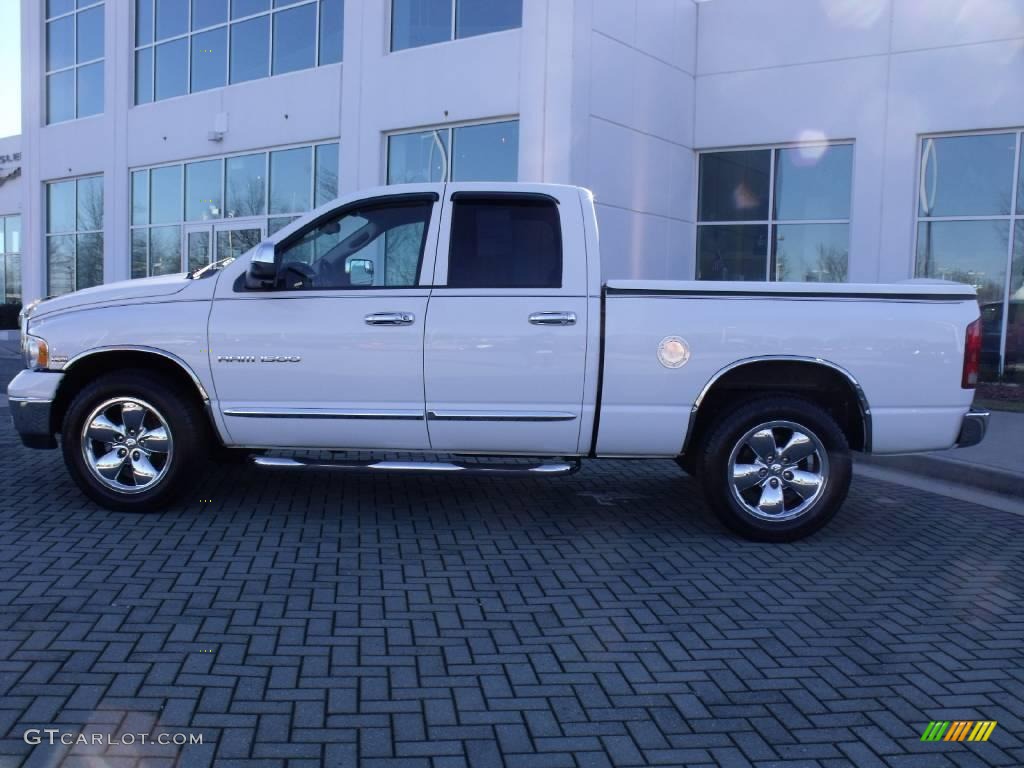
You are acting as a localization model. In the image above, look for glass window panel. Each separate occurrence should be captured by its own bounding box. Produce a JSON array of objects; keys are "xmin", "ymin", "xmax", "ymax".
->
[
  {"xmin": 230, "ymin": 15, "xmax": 270, "ymax": 83},
  {"xmin": 155, "ymin": 37, "xmax": 188, "ymax": 100},
  {"xmin": 135, "ymin": 47, "xmax": 154, "ymax": 103},
  {"xmin": 451, "ymin": 121, "xmax": 518, "ymax": 181},
  {"xmin": 216, "ymin": 228, "xmax": 263, "ymax": 260},
  {"xmin": 136, "ymin": 0, "xmax": 154, "ymax": 45},
  {"xmin": 225, "ymin": 153, "xmax": 267, "ymax": 217},
  {"xmin": 315, "ymin": 143, "xmax": 338, "ymax": 207},
  {"xmin": 915, "ymin": 220, "xmax": 1008, "ymax": 303},
  {"xmin": 47, "ymin": 181, "xmax": 76, "ymax": 234},
  {"xmin": 76, "ymin": 5, "xmax": 104, "ymax": 62},
  {"xmin": 47, "ymin": 16, "xmax": 75, "ymax": 71},
  {"xmin": 185, "ymin": 160, "xmax": 223, "ymax": 220},
  {"xmin": 274, "ymin": 0, "xmax": 306, "ymax": 6},
  {"xmin": 698, "ymin": 150, "xmax": 771, "ymax": 222},
  {"xmin": 77, "ymin": 176, "xmax": 104, "ymax": 231},
  {"xmin": 272, "ymin": 3, "xmax": 316, "ymax": 75},
  {"xmin": 696, "ymin": 224, "xmax": 769, "ymax": 281},
  {"xmin": 132, "ymin": 170, "xmax": 150, "ymax": 226},
  {"xmin": 150, "ymin": 225, "xmax": 182, "ymax": 275},
  {"xmin": 456, "ymin": 0, "xmax": 522, "ymax": 39},
  {"xmin": 187, "ymin": 230, "xmax": 211, "ymax": 271},
  {"xmin": 1006, "ymin": 222, "xmax": 1024, "ymax": 382},
  {"xmin": 388, "ymin": 130, "xmax": 449, "ymax": 184},
  {"xmin": 392, "ymin": 0, "xmax": 451, "ymax": 51},
  {"xmin": 232, "ymin": 0, "xmax": 270, "ymax": 18},
  {"xmin": 76, "ymin": 61, "xmax": 104, "ymax": 118},
  {"xmin": 1018, "ymin": 137, "xmax": 1024, "ymax": 215},
  {"xmin": 268, "ymin": 216, "xmax": 298, "ymax": 235},
  {"xmin": 47, "ymin": 71, "xmax": 75, "ymax": 124},
  {"xmin": 0, "ymin": 219, "xmax": 5, "ymax": 254},
  {"xmin": 132, "ymin": 229, "xmax": 149, "ymax": 278},
  {"xmin": 269, "ymin": 147, "xmax": 312, "ymax": 214},
  {"xmin": 47, "ymin": 235, "xmax": 76, "ymax": 296},
  {"xmin": 191, "ymin": 26, "xmax": 227, "ymax": 92},
  {"xmin": 155, "ymin": 0, "xmax": 188, "ymax": 40},
  {"xmin": 48, "ymin": 0, "xmax": 76, "ymax": 18},
  {"xmin": 76, "ymin": 232, "xmax": 104, "ymax": 289},
  {"xmin": 319, "ymin": 0, "xmax": 343, "ymax": 64},
  {"xmin": 448, "ymin": 197, "xmax": 561, "ymax": 288},
  {"xmin": 919, "ymin": 134, "xmax": 1016, "ymax": 217},
  {"xmin": 774, "ymin": 145, "xmax": 852, "ymax": 221},
  {"xmin": 5, "ymin": 216, "xmax": 20, "ymax": 253},
  {"xmin": 192, "ymin": 0, "xmax": 228, "ymax": 29},
  {"xmin": 277, "ymin": 201, "xmax": 432, "ymax": 289},
  {"xmin": 6, "ymin": 254, "xmax": 22, "ymax": 304},
  {"xmin": 773, "ymin": 223, "xmax": 848, "ymax": 282},
  {"xmin": 150, "ymin": 165, "xmax": 183, "ymax": 224}
]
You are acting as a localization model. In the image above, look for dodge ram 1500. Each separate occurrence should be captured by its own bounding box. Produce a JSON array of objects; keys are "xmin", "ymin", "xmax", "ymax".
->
[{"xmin": 10, "ymin": 183, "xmax": 989, "ymax": 541}]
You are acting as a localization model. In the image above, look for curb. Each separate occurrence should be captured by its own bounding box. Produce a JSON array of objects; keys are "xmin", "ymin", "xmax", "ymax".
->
[{"xmin": 856, "ymin": 453, "xmax": 1024, "ymax": 498}]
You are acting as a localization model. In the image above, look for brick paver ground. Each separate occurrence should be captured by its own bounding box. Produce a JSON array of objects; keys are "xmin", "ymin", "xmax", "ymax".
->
[{"xmin": 0, "ymin": 416, "xmax": 1022, "ymax": 768}]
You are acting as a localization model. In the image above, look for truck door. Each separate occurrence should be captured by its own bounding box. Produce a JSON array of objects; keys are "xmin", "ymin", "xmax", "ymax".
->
[
  {"xmin": 423, "ymin": 184, "xmax": 589, "ymax": 455},
  {"xmin": 208, "ymin": 189, "xmax": 442, "ymax": 450}
]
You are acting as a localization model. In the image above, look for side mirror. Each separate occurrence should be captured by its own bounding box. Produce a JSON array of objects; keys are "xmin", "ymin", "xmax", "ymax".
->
[
  {"xmin": 346, "ymin": 258, "xmax": 375, "ymax": 286},
  {"xmin": 244, "ymin": 240, "xmax": 277, "ymax": 289}
]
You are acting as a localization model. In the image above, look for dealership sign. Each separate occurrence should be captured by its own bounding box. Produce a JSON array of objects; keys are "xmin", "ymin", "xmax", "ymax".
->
[{"xmin": 0, "ymin": 152, "xmax": 20, "ymax": 188}]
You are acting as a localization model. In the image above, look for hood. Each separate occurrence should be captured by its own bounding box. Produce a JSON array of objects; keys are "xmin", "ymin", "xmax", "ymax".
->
[{"xmin": 30, "ymin": 273, "xmax": 192, "ymax": 318}]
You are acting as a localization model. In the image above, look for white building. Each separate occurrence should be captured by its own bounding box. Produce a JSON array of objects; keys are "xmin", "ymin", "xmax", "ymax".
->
[{"xmin": 3, "ymin": 0, "xmax": 1023, "ymax": 380}]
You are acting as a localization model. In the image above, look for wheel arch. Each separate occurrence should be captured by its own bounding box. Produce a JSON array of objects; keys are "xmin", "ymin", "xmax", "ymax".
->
[
  {"xmin": 51, "ymin": 347, "xmax": 214, "ymax": 438},
  {"xmin": 681, "ymin": 356, "xmax": 872, "ymax": 463}
]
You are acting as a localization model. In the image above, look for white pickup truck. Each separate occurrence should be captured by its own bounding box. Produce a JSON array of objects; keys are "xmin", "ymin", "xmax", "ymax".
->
[{"xmin": 10, "ymin": 183, "xmax": 988, "ymax": 541}]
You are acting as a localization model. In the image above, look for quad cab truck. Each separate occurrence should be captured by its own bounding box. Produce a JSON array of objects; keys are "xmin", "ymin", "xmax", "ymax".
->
[{"xmin": 10, "ymin": 183, "xmax": 989, "ymax": 541}]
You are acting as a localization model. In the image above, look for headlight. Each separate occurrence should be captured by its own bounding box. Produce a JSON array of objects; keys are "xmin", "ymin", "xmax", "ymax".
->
[{"xmin": 22, "ymin": 335, "xmax": 50, "ymax": 370}]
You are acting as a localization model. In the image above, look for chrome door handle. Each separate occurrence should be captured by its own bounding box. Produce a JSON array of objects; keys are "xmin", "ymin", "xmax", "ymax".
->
[
  {"xmin": 365, "ymin": 312, "xmax": 415, "ymax": 326},
  {"xmin": 529, "ymin": 311, "xmax": 577, "ymax": 326}
]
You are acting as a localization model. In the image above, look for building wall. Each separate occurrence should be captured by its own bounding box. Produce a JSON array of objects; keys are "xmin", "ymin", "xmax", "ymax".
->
[
  {"xmin": 569, "ymin": 0, "xmax": 698, "ymax": 280},
  {"xmin": 0, "ymin": 135, "xmax": 21, "ymax": 216},
  {"xmin": 17, "ymin": 0, "xmax": 581, "ymax": 304},
  {"xmin": 694, "ymin": 0, "xmax": 1024, "ymax": 282}
]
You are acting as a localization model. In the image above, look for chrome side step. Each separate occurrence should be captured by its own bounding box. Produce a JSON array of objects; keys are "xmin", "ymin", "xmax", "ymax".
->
[{"xmin": 252, "ymin": 456, "xmax": 581, "ymax": 476}]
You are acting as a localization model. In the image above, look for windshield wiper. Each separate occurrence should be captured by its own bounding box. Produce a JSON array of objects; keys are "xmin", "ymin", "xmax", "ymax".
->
[{"xmin": 188, "ymin": 257, "xmax": 236, "ymax": 279}]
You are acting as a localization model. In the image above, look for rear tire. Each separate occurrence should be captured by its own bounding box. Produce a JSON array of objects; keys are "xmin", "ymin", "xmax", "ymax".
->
[
  {"xmin": 61, "ymin": 370, "xmax": 208, "ymax": 512},
  {"xmin": 697, "ymin": 395, "xmax": 851, "ymax": 542}
]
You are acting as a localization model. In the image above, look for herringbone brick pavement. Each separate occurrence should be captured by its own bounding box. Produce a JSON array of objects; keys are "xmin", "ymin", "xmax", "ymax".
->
[{"xmin": 0, "ymin": 417, "xmax": 1021, "ymax": 767}]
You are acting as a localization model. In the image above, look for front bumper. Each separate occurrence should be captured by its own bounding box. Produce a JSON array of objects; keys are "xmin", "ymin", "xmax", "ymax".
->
[
  {"xmin": 7, "ymin": 369, "xmax": 64, "ymax": 450},
  {"xmin": 955, "ymin": 408, "xmax": 989, "ymax": 449}
]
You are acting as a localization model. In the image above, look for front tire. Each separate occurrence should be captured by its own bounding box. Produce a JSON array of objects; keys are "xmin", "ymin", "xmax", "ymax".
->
[
  {"xmin": 697, "ymin": 395, "xmax": 852, "ymax": 542},
  {"xmin": 61, "ymin": 370, "xmax": 208, "ymax": 512}
]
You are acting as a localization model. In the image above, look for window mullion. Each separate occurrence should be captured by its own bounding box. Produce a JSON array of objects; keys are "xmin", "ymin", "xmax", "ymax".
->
[
  {"xmin": 766, "ymin": 148, "xmax": 776, "ymax": 281},
  {"xmin": 998, "ymin": 132, "xmax": 1023, "ymax": 377},
  {"xmin": 451, "ymin": 0, "xmax": 457, "ymax": 41}
]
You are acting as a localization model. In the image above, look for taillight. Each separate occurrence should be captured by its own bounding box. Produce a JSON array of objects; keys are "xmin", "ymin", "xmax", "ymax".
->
[{"xmin": 962, "ymin": 318, "xmax": 982, "ymax": 389}]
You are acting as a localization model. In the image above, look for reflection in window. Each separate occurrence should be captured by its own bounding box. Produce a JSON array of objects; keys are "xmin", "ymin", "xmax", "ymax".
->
[
  {"xmin": 136, "ymin": 0, "xmax": 343, "ymax": 105},
  {"xmin": 918, "ymin": 134, "xmax": 1015, "ymax": 218},
  {"xmin": 387, "ymin": 121, "xmax": 519, "ymax": 184},
  {"xmin": 392, "ymin": 0, "xmax": 522, "ymax": 51},
  {"xmin": 46, "ymin": 1, "xmax": 105, "ymax": 123},
  {"xmin": 917, "ymin": 131, "xmax": 1024, "ymax": 381},
  {"xmin": 131, "ymin": 142, "xmax": 338, "ymax": 278},
  {"xmin": 46, "ymin": 176, "xmax": 104, "ymax": 296},
  {"xmin": 697, "ymin": 144, "xmax": 852, "ymax": 282}
]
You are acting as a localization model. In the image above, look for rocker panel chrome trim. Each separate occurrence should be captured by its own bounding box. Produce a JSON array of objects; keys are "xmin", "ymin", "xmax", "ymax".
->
[{"xmin": 253, "ymin": 456, "xmax": 581, "ymax": 475}]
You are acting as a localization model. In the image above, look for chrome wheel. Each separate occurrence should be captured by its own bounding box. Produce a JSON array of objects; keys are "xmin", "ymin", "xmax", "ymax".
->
[
  {"xmin": 726, "ymin": 420, "xmax": 828, "ymax": 522},
  {"xmin": 80, "ymin": 397, "xmax": 173, "ymax": 494}
]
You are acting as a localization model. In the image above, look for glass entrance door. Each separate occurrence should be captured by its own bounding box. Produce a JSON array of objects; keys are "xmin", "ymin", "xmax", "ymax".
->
[{"xmin": 185, "ymin": 220, "xmax": 265, "ymax": 272}]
